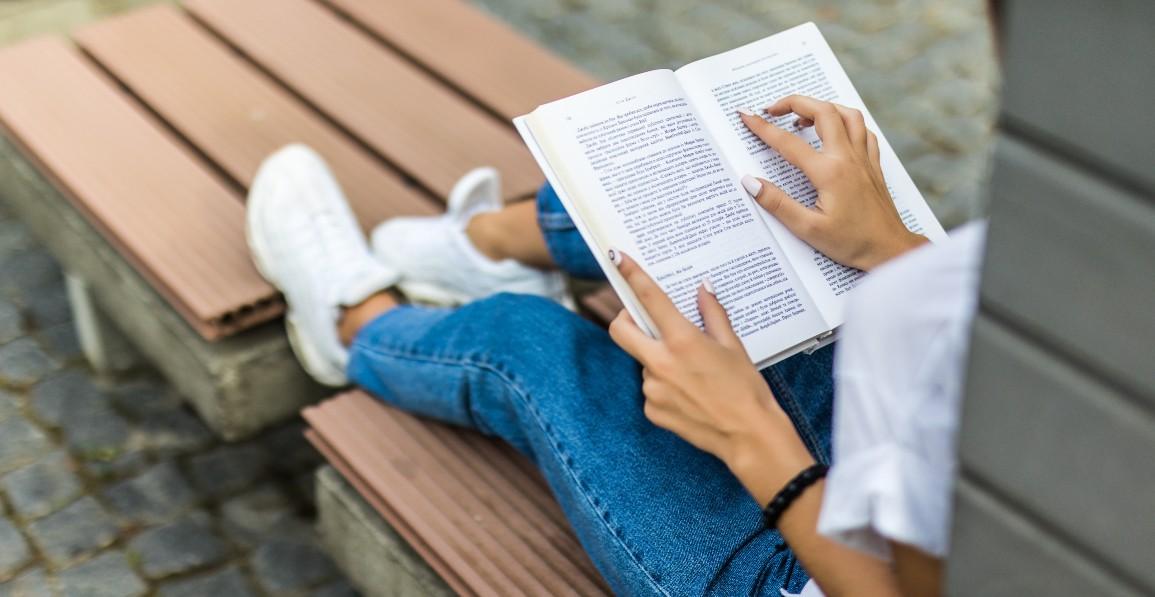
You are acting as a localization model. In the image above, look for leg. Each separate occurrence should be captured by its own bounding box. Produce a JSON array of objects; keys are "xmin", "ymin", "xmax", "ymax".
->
[
  {"xmin": 347, "ymin": 293, "xmax": 833, "ymax": 595},
  {"xmin": 464, "ymin": 183, "xmax": 606, "ymax": 280}
]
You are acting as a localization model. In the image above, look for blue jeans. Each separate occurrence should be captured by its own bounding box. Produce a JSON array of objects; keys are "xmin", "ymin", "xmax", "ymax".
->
[{"xmin": 348, "ymin": 184, "xmax": 835, "ymax": 596}]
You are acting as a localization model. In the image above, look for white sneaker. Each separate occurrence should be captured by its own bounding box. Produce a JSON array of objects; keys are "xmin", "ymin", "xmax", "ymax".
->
[
  {"xmin": 246, "ymin": 144, "xmax": 399, "ymax": 387},
  {"xmin": 370, "ymin": 167, "xmax": 571, "ymax": 307}
]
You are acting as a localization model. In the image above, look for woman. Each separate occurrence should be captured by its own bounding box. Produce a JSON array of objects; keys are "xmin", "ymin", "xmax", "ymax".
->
[{"xmin": 246, "ymin": 94, "xmax": 977, "ymax": 595}]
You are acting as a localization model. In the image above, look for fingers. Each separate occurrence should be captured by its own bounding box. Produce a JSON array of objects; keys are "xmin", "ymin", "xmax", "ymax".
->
[
  {"xmin": 611, "ymin": 250, "xmax": 695, "ymax": 338},
  {"xmin": 696, "ymin": 281, "xmax": 743, "ymax": 350},
  {"xmin": 608, "ymin": 309, "xmax": 661, "ymax": 364},
  {"xmin": 739, "ymin": 110, "xmax": 821, "ymax": 176},
  {"xmin": 866, "ymin": 131, "xmax": 880, "ymax": 166},
  {"xmin": 766, "ymin": 95, "xmax": 849, "ymax": 153},
  {"xmin": 832, "ymin": 103, "xmax": 867, "ymax": 151},
  {"xmin": 741, "ymin": 175, "xmax": 822, "ymax": 243}
]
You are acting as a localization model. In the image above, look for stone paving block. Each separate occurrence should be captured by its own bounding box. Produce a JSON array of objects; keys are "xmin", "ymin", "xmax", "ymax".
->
[
  {"xmin": 127, "ymin": 518, "xmax": 228, "ymax": 579},
  {"xmin": 56, "ymin": 551, "xmax": 146, "ymax": 597},
  {"xmin": 26, "ymin": 497, "xmax": 118, "ymax": 567},
  {"xmin": 28, "ymin": 370, "xmax": 107, "ymax": 427},
  {"xmin": 188, "ymin": 444, "xmax": 269, "ymax": 500},
  {"xmin": 312, "ymin": 579, "xmax": 360, "ymax": 597},
  {"xmin": 132, "ymin": 410, "xmax": 214, "ymax": 455},
  {"xmin": 82, "ymin": 451, "xmax": 149, "ymax": 481},
  {"xmin": 1, "ymin": 452, "xmax": 83, "ymax": 520},
  {"xmin": 260, "ymin": 422, "xmax": 323, "ymax": 476},
  {"xmin": 0, "ymin": 416, "xmax": 51, "ymax": 475},
  {"xmin": 0, "ymin": 518, "xmax": 31, "ymax": 581},
  {"xmin": 0, "ymin": 250, "xmax": 61, "ymax": 301},
  {"xmin": 220, "ymin": 484, "xmax": 309, "ymax": 547},
  {"xmin": 107, "ymin": 378, "xmax": 182, "ymax": 419},
  {"xmin": 59, "ymin": 402, "xmax": 132, "ymax": 462},
  {"xmin": 156, "ymin": 565, "xmax": 256, "ymax": 597},
  {"xmin": 102, "ymin": 461, "xmax": 197, "ymax": 526},
  {"xmin": 36, "ymin": 321, "xmax": 83, "ymax": 363},
  {"xmin": 0, "ymin": 567, "xmax": 50, "ymax": 597},
  {"xmin": 0, "ymin": 338, "xmax": 58, "ymax": 387},
  {"xmin": 251, "ymin": 537, "xmax": 341, "ymax": 594},
  {"xmin": 26, "ymin": 284, "xmax": 71, "ymax": 329},
  {"xmin": 0, "ymin": 300, "xmax": 23, "ymax": 345},
  {"xmin": 0, "ymin": 390, "xmax": 18, "ymax": 422}
]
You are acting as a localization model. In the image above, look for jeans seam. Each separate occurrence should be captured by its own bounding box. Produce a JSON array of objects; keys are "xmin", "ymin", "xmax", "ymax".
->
[{"xmin": 351, "ymin": 341, "xmax": 674, "ymax": 597}]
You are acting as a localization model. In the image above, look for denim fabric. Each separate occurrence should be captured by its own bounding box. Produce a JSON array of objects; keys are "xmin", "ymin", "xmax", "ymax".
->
[
  {"xmin": 536, "ymin": 183, "xmax": 605, "ymax": 280},
  {"xmin": 346, "ymin": 182, "xmax": 836, "ymax": 596}
]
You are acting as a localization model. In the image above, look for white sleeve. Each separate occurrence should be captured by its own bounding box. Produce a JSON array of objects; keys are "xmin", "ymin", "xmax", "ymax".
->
[
  {"xmin": 816, "ymin": 222, "xmax": 984, "ymax": 559},
  {"xmin": 817, "ymin": 375, "xmax": 959, "ymax": 560}
]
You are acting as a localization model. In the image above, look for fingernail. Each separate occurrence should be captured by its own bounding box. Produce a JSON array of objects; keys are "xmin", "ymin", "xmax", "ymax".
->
[
  {"xmin": 740, "ymin": 175, "xmax": 762, "ymax": 198},
  {"xmin": 608, "ymin": 248, "xmax": 622, "ymax": 266},
  {"xmin": 702, "ymin": 277, "xmax": 716, "ymax": 295},
  {"xmin": 737, "ymin": 107, "xmax": 758, "ymax": 117}
]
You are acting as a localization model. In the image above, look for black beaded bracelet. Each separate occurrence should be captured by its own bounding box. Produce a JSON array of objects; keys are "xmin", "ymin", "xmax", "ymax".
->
[{"xmin": 761, "ymin": 464, "xmax": 829, "ymax": 529}]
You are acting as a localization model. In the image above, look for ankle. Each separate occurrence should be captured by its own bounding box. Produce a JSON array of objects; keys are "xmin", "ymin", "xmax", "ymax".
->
[
  {"xmin": 465, "ymin": 213, "xmax": 509, "ymax": 262},
  {"xmin": 338, "ymin": 291, "xmax": 400, "ymax": 345}
]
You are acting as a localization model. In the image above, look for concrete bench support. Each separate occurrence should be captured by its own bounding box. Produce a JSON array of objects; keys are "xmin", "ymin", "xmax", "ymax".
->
[
  {"xmin": 0, "ymin": 134, "xmax": 325, "ymax": 440},
  {"xmin": 64, "ymin": 272, "xmax": 141, "ymax": 375},
  {"xmin": 316, "ymin": 466, "xmax": 453, "ymax": 597}
]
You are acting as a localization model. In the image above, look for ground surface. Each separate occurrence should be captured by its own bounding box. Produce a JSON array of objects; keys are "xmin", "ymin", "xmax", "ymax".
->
[{"xmin": 0, "ymin": 0, "xmax": 998, "ymax": 595}]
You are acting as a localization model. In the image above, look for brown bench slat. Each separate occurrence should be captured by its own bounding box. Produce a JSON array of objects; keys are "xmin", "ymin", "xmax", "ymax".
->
[
  {"xmin": 73, "ymin": 5, "xmax": 439, "ymax": 232},
  {"xmin": 306, "ymin": 396, "xmax": 556, "ymax": 597},
  {"xmin": 321, "ymin": 0, "xmax": 597, "ymax": 120},
  {"xmin": 306, "ymin": 429, "xmax": 480, "ymax": 595},
  {"xmin": 390, "ymin": 413, "xmax": 605, "ymax": 594},
  {"xmin": 365, "ymin": 405, "xmax": 592, "ymax": 596},
  {"xmin": 304, "ymin": 392, "xmax": 610, "ymax": 596},
  {"xmin": 184, "ymin": 0, "xmax": 543, "ymax": 203},
  {"xmin": 0, "ymin": 37, "xmax": 278, "ymax": 340}
]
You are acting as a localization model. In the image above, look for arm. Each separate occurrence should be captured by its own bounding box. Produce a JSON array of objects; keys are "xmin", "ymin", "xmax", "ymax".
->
[
  {"xmin": 609, "ymin": 252, "xmax": 902, "ymax": 597},
  {"xmin": 607, "ymin": 96, "xmax": 935, "ymax": 596}
]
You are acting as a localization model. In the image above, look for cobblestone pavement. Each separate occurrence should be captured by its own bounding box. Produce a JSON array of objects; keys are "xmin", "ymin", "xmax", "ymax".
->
[
  {"xmin": 472, "ymin": 0, "xmax": 1000, "ymax": 228},
  {"xmin": 0, "ymin": 205, "xmax": 354, "ymax": 595},
  {"xmin": 0, "ymin": 1, "xmax": 998, "ymax": 595}
]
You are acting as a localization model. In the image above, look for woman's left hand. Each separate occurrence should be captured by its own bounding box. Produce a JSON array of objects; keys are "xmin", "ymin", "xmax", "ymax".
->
[{"xmin": 607, "ymin": 251, "xmax": 815, "ymax": 501}]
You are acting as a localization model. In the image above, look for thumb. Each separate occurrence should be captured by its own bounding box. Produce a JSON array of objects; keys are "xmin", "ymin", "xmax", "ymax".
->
[
  {"xmin": 741, "ymin": 175, "xmax": 821, "ymax": 243},
  {"xmin": 697, "ymin": 279, "xmax": 743, "ymax": 350}
]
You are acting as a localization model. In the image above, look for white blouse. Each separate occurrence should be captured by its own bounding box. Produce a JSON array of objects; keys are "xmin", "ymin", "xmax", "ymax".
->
[{"xmin": 787, "ymin": 222, "xmax": 986, "ymax": 596}]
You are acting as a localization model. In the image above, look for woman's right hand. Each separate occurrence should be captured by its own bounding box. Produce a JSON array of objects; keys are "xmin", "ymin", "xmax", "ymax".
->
[{"xmin": 739, "ymin": 96, "xmax": 926, "ymax": 271}]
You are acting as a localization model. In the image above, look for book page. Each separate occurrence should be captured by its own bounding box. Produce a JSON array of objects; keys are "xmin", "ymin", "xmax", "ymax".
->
[
  {"xmin": 525, "ymin": 70, "xmax": 827, "ymax": 361},
  {"xmin": 676, "ymin": 23, "xmax": 947, "ymax": 326}
]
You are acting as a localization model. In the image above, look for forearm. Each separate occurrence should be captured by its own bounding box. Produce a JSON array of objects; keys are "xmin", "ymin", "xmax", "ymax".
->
[
  {"xmin": 776, "ymin": 483, "xmax": 902, "ymax": 597},
  {"xmin": 727, "ymin": 415, "xmax": 902, "ymax": 597}
]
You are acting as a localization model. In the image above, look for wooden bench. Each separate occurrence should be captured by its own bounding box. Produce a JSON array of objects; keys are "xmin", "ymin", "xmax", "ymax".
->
[{"xmin": 0, "ymin": 0, "xmax": 618, "ymax": 592}]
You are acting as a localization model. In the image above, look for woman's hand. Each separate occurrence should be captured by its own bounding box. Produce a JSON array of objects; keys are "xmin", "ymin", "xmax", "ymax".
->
[
  {"xmin": 607, "ymin": 251, "xmax": 814, "ymax": 503},
  {"xmin": 739, "ymin": 96, "xmax": 927, "ymax": 271},
  {"xmin": 609, "ymin": 251, "xmax": 904, "ymax": 596}
]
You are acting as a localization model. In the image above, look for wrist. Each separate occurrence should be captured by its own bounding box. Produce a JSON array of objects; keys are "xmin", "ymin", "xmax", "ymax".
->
[
  {"xmin": 725, "ymin": 412, "xmax": 817, "ymax": 506},
  {"xmin": 864, "ymin": 231, "xmax": 927, "ymax": 271}
]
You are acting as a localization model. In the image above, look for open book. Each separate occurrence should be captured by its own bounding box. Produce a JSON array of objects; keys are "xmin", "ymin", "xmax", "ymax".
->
[{"xmin": 515, "ymin": 23, "xmax": 947, "ymax": 368}]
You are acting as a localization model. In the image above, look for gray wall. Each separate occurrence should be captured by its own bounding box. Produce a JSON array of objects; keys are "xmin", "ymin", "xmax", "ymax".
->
[{"xmin": 947, "ymin": 1, "xmax": 1155, "ymax": 594}]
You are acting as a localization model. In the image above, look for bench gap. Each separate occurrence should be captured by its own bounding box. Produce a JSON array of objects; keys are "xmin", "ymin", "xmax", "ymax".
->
[{"xmin": 179, "ymin": 3, "xmax": 446, "ymax": 206}]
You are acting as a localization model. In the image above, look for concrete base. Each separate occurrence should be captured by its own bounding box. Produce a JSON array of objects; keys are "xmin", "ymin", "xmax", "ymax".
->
[
  {"xmin": 0, "ymin": 133, "xmax": 327, "ymax": 440},
  {"xmin": 65, "ymin": 273, "xmax": 143, "ymax": 376},
  {"xmin": 316, "ymin": 466, "xmax": 453, "ymax": 597}
]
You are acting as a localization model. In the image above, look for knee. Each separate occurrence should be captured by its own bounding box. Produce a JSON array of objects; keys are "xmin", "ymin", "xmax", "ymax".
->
[
  {"xmin": 465, "ymin": 293, "xmax": 595, "ymax": 348},
  {"xmin": 459, "ymin": 293, "xmax": 630, "ymax": 374}
]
